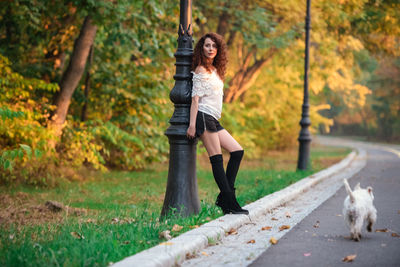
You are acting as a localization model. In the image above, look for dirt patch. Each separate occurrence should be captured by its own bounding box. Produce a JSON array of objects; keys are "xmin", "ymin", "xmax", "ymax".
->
[{"xmin": 0, "ymin": 192, "xmax": 88, "ymax": 227}]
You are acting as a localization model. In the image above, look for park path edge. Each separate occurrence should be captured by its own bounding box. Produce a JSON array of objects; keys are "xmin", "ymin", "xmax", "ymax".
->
[{"xmin": 112, "ymin": 143, "xmax": 365, "ymax": 267}]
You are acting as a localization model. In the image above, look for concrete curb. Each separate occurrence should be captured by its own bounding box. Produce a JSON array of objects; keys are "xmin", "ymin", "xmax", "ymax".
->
[{"xmin": 113, "ymin": 148, "xmax": 363, "ymax": 267}]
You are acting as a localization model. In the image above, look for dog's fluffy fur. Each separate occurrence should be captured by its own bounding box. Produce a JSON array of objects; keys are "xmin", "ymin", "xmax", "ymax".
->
[{"xmin": 343, "ymin": 179, "xmax": 377, "ymax": 241}]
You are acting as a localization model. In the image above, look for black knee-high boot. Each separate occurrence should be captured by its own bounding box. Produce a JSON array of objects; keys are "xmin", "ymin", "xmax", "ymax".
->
[
  {"xmin": 209, "ymin": 154, "xmax": 231, "ymax": 193},
  {"xmin": 223, "ymin": 150, "xmax": 248, "ymax": 214},
  {"xmin": 210, "ymin": 154, "xmax": 248, "ymax": 215},
  {"xmin": 226, "ymin": 150, "xmax": 244, "ymax": 190}
]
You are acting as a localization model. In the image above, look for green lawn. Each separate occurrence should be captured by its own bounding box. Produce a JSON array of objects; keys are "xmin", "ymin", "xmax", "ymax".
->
[{"xmin": 0, "ymin": 145, "xmax": 351, "ymax": 267}]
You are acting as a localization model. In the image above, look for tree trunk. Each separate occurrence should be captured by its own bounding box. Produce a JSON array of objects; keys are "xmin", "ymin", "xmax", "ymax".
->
[
  {"xmin": 49, "ymin": 16, "xmax": 97, "ymax": 137},
  {"xmin": 81, "ymin": 44, "xmax": 94, "ymax": 122},
  {"xmin": 216, "ymin": 10, "xmax": 230, "ymax": 37},
  {"xmin": 224, "ymin": 48, "xmax": 276, "ymax": 103}
]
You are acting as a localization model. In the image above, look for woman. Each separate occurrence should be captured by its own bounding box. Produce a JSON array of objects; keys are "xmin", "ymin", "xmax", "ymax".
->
[{"xmin": 186, "ymin": 33, "xmax": 248, "ymax": 215}]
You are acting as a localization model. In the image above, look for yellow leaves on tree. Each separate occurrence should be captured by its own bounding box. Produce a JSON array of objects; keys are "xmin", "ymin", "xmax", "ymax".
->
[{"xmin": 327, "ymin": 70, "xmax": 371, "ymax": 109}]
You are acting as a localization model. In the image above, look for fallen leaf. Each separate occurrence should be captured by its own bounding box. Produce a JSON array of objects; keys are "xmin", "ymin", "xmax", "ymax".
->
[
  {"xmin": 189, "ymin": 225, "xmax": 199, "ymax": 229},
  {"xmin": 279, "ymin": 225, "xmax": 291, "ymax": 231},
  {"xmin": 271, "ymin": 217, "xmax": 278, "ymax": 221},
  {"xmin": 391, "ymin": 233, "xmax": 400, "ymax": 238},
  {"xmin": 247, "ymin": 239, "xmax": 255, "ymax": 244},
  {"xmin": 270, "ymin": 237, "xmax": 278, "ymax": 245},
  {"xmin": 171, "ymin": 224, "xmax": 183, "ymax": 232},
  {"xmin": 70, "ymin": 232, "xmax": 84, "ymax": 239},
  {"xmin": 201, "ymin": 251, "xmax": 209, "ymax": 256},
  {"xmin": 398, "ymin": 210, "xmax": 400, "ymax": 214},
  {"xmin": 159, "ymin": 230, "xmax": 172, "ymax": 240},
  {"xmin": 285, "ymin": 212, "xmax": 291, "ymax": 218},
  {"xmin": 342, "ymin": 254, "xmax": 357, "ymax": 262},
  {"xmin": 261, "ymin": 226, "xmax": 272, "ymax": 231},
  {"xmin": 375, "ymin": 228, "xmax": 388, "ymax": 232},
  {"xmin": 303, "ymin": 253, "xmax": 311, "ymax": 257},
  {"xmin": 160, "ymin": 242, "xmax": 173, "ymax": 246},
  {"xmin": 186, "ymin": 253, "xmax": 196, "ymax": 259},
  {"xmin": 313, "ymin": 221, "xmax": 320, "ymax": 228},
  {"xmin": 123, "ymin": 241, "xmax": 130, "ymax": 245},
  {"xmin": 227, "ymin": 228, "xmax": 238, "ymax": 235},
  {"xmin": 336, "ymin": 214, "xmax": 342, "ymax": 217}
]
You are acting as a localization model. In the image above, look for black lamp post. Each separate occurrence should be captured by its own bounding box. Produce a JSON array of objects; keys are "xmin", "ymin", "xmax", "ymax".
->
[
  {"xmin": 161, "ymin": 0, "xmax": 200, "ymax": 217},
  {"xmin": 297, "ymin": 0, "xmax": 312, "ymax": 170}
]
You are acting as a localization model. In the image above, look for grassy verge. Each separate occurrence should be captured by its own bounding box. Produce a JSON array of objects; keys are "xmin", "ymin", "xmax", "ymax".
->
[{"xmin": 0, "ymin": 145, "xmax": 351, "ymax": 267}]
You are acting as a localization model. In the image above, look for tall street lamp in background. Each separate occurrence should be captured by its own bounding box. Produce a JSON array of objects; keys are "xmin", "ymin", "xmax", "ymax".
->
[
  {"xmin": 297, "ymin": 0, "xmax": 312, "ymax": 170},
  {"xmin": 161, "ymin": 0, "xmax": 200, "ymax": 217}
]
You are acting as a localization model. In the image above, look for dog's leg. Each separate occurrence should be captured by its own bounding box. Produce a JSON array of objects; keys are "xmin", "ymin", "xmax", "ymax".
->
[
  {"xmin": 353, "ymin": 217, "xmax": 363, "ymax": 241},
  {"xmin": 367, "ymin": 209, "xmax": 377, "ymax": 232}
]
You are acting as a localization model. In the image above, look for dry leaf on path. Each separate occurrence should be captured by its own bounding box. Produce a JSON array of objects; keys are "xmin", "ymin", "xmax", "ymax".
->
[
  {"xmin": 227, "ymin": 228, "xmax": 238, "ymax": 235},
  {"xmin": 391, "ymin": 233, "xmax": 400, "ymax": 237},
  {"xmin": 285, "ymin": 212, "xmax": 291, "ymax": 218},
  {"xmin": 159, "ymin": 230, "xmax": 172, "ymax": 240},
  {"xmin": 247, "ymin": 239, "xmax": 256, "ymax": 244},
  {"xmin": 313, "ymin": 221, "xmax": 320, "ymax": 228},
  {"xmin": 160, "ymin": 242, "xmax": 173, "ymax": 246},
  {"xmin": 70, "ymin": 232, "xmax": 84, "ymax": 239},
  {"xmin": 271, "ymin": 217, "xmax": 278, "ymax": 221},
  {"xmin": 261, "ymin": 226, "xmax": 272, "ymax": 231},
  {"xmin": 270, "ymin": 237, "xmax": 278, "ymax": 245},
  {"xmin": 279, "ymin": 225, "xmax": 291, "ymax": 231},
  {"xmin": 342, "ymin": 254, "xmax": 357, "ymax": 262},
  {"xmin": 375, "ymin": 228, "xmax": 388, "ymax": 232},
  {"xmin": 201, "ymin": 251, "xmax": 209, "ymax": 256},
  {"xmin": 171, "ymin": 224, "xmax": 183, "ymax": 232}
]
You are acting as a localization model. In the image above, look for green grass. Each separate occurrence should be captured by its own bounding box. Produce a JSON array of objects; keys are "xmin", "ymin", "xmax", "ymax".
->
[{"xmin": 0, "ymin": 145, "xmax": 351, "ymax": 267}]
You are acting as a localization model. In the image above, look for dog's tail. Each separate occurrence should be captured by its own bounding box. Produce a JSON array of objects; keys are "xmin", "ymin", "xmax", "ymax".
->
[{"xmin": 344, "ymin": 179, "xmax": 356, "ymax": 203}]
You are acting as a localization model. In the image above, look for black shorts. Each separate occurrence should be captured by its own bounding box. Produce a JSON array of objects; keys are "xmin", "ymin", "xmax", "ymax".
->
[{"xmin": 195, "ymin": 111, "xmax": 224, "ymax": 137}]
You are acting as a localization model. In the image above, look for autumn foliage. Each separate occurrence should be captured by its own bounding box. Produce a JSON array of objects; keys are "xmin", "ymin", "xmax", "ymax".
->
[{"xmin": 0, "ymin": 0, "xmax": 399, "ymax": 184}]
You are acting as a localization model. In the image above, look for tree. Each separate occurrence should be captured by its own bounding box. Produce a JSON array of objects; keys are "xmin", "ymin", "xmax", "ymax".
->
[
  {"xmin": 49, "ymin": 16, "xmax": 97, "ymax": 137},
  {"xmin": 195, "ymin": 0, "xmax": 303, "ymax": 103}
]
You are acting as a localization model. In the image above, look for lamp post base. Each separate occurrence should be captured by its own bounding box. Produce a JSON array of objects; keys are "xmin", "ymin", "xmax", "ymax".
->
[
  {"xmin": 297, "ymin": 137, "xmax": 312, "ymax": 170},
  {"xmin": 161, "ymin": 136, "xmax": 199, "ymax": 217}
]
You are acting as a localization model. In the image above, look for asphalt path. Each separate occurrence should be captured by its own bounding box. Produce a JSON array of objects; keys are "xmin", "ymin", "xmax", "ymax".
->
[{"xmin": 250, "ymin": 144, "xmax": 400, "ymax": 267}]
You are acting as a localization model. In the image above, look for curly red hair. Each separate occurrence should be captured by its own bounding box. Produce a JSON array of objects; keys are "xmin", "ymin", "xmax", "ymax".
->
[{"xmin": 192, "ymin": 33, "xmax": 228, "ymax": 80}]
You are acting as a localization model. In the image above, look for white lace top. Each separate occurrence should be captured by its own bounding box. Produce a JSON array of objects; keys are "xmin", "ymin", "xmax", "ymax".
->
[{"xmin": 192, "ymin": 70, "xmax": 224, "ymax": 120}]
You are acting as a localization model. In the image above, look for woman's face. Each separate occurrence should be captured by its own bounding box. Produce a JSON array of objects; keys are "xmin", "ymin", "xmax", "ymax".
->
[{"xmin": 203, "ymin": 37, "xmax": 217, "ymax": 60}]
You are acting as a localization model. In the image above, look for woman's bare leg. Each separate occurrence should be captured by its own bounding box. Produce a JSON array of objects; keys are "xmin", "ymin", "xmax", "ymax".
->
[
  {"xmin": 201, "ymin": 130, "xmax": 222, "ymax": 156},
  {"xmin": 218, "ymin": 129, "xmax": 242, "ymax": 152}
]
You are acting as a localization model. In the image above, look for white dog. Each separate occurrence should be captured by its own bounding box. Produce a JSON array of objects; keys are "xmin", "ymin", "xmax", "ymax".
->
[{"xmin": 343, "ymin": 179, "xmax": 377, "ymax": 241}]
